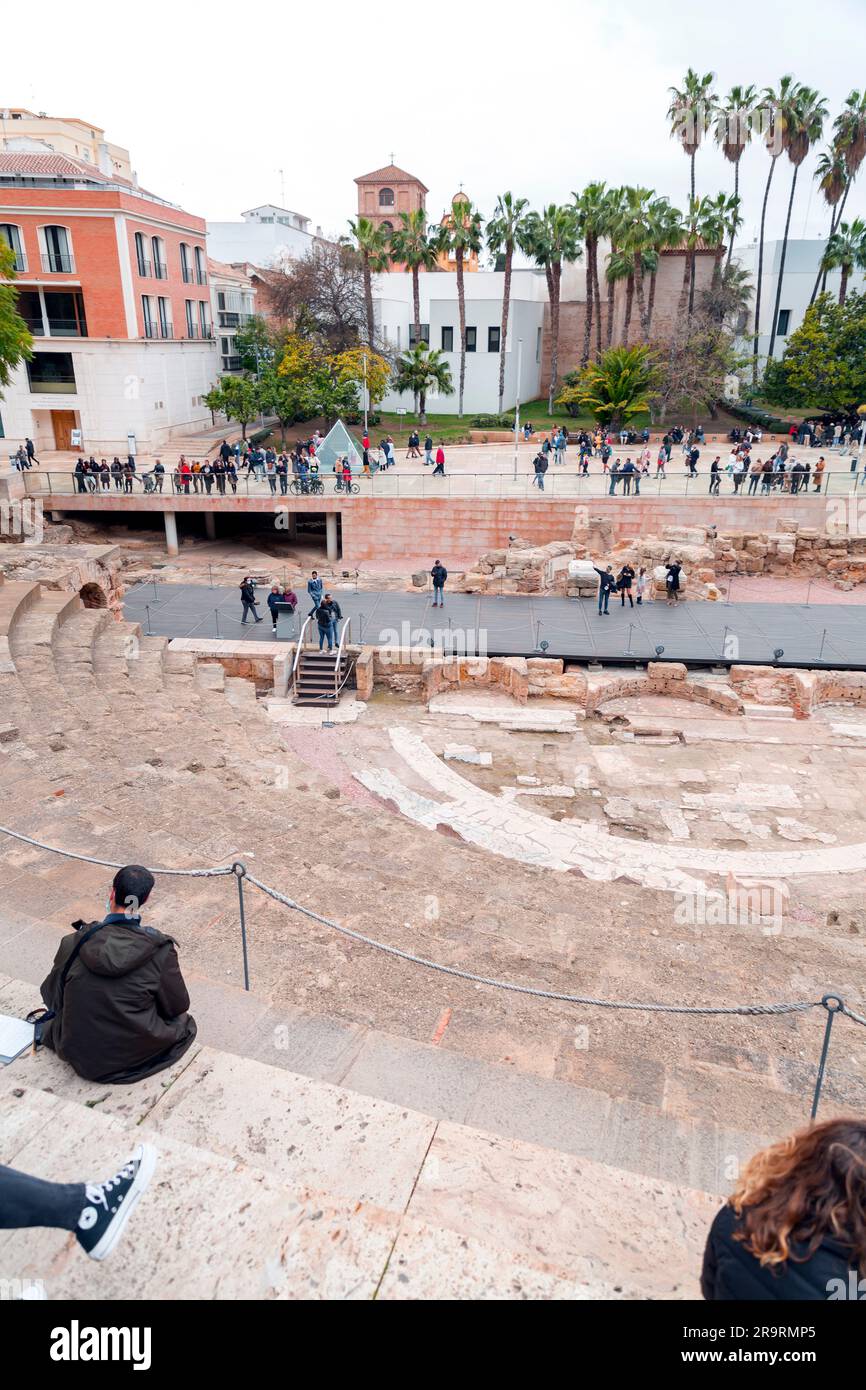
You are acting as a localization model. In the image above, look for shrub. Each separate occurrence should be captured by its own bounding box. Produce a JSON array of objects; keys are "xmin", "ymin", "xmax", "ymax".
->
[{"xmin": 470, "ymin": 412, "xmax": 515, "ymax": 428}]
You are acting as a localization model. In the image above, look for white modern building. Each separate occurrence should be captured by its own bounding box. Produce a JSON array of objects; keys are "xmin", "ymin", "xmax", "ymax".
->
[
  {"xmin": 375, "ymin": 268, "xmax": 548, "ymax": 415},
  {"xmin": 206, "ymin": 204, "xmax": 324, "ymax": 268},
  {"xmin": 733, "ymin": 238, "xmax": 866, "ymax": 366},
  {"xmin": 208, "ymin": 259, "xmax": 256, "ymax": 373}
]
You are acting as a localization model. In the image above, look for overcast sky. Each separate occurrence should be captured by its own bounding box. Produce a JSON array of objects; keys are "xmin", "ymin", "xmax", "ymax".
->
[{"xmin": 7, "ymin": 0, "xmax": 866, "ymax": 251}]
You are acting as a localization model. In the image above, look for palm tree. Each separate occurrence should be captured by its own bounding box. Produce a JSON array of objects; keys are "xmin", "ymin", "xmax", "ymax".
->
[
  {"xmin": 566, "ymin": 344, "xmax": 660, "ymax": 430},
  {"xmin": 810, "ymin": 149, "xmax": 849, "ymax": 303},
  {"xmin": 346, "ymin": 217, "xmax": 390, "ymax": 349},
  {"xmin": 615, "ymin": 186, "xmax": 656, "ymax": 338},
  {"xmin": 834, "ymin": 89, "xmax": 866, "ymax": 188},
  {"xmin": 522, "ymin": 204, "xmax": 582, "ymax": 412},
  {"xmin": 767, "ymin": 83, "xmax": 828, "ymax": 362},
  {"xmin": 668, "ymin": 68, "xmax": 717, "ymax": 204},
  {"xmin": 606, "ymin": 248, "xmax": 634, "ymax": 344},
  {"xmin": 714, "ymin": 84, "xmax": 757, "ymax": 268},
  {"xmin": 752, "ymin": 76, "xmax": 797, "ymax": 386},
  {"xmin": 486, "ymin": 192, "xmax": 530, "ymax": 412},
  {"xmin": 602, "ymin": 185, "xmax": 626, "ymax": 348},
  {"xmin": 391, "ymin": 344, "xmax": 453, "ymax": 424},
  {"xmin": 435, "ymin": 196, "xmax": 483, "ymax": 417},
  {"xmin": 821, "ymin": 218, "xmax": 866, "ymax": 303},
  {"xmin": 675, "ymin": 194, "xmax": 730, "ymax": 322},
  {"xmin": 388, "ymin": 209, "xmax": 439, "ymax": 353},
  {"xmin": 572, "ymin": 182, "xmax": 608, "ymax": 365}
]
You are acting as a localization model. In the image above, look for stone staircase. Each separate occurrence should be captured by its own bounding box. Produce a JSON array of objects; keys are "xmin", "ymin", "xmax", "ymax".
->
[
  {"xmin": 293, "ymin": 647, "xmax": 355, "ymax": 706},
  {"xmin": 0, "ymin": 974, "xmax": 720, "ymax": 1300}
]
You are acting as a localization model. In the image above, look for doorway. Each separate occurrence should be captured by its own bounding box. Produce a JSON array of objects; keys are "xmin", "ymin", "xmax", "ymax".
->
[{"xmin": 51, "ymin": 410, "xmax": 78, "ymax": 450}]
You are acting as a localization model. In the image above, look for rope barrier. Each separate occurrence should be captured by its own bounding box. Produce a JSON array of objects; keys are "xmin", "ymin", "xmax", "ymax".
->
[
  {"xmin": 0, "ymin": 826, "xmax": 233, "ymax": 878},
  {"xmin": 0, "ymin": 825, "xmax": 864, "ymax": 1029}
]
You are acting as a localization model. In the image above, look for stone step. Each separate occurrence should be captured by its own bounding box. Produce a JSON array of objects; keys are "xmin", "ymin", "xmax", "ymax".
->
[
  {"xmin": 741, "ymin": 703, "xmax": 796, "ymax": 721},
  {"xmin": 0, "ymin": 1039, "xmax": 717, "ymax": 1299}
]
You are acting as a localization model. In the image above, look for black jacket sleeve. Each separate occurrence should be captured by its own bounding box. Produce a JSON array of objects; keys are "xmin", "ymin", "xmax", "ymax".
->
[{"xmin": 154, "ymin": 943, "xmax": 191, "ymax": 1020}]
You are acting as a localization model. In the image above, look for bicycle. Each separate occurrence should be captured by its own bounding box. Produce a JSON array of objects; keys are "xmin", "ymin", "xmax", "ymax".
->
[
  {"xmin": 289, "ymin": 477, "xmax": 324, "ymax": 496},
  {"xmin": 334, "ymin": 478, "xmax": 360, "ymax": 495}
]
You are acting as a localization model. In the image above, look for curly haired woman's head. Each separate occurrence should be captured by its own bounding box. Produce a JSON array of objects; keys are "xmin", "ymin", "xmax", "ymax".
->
[{"xmin": 732, "ymin": 1118, "xmax": 866, "ymax": 1273}]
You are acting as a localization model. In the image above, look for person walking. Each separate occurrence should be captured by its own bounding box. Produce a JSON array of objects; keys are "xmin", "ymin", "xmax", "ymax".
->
[
  {"xmin": 153, "ymin": 459, "xmax": 164, "ymax": 493},
  {"xmin": 709, "ymin": 457, "xmax": 721, "ymax": 495},
  {"xmin": 747, "ymin": 456, "xmax": 762, "ymax": 495},
  {"xmin": 219, "ymin": 438, "xmax": 231, "ymax": 466},
  {"xmin": 813, "ymin": 455, "xmax": 826, "ymax": 492},
  {"xmin": 618, "ymin": 563, "xmax": 635, "ymax": 607},
  {"xmin": 620, "ymin": 457, "xmax": 635, "ymax": 496},
  {"xmin": 25, "ymin": 437, "xmax": 39, "ymax": 466},
  {"xmin": 636, "ymin": 567, "xmax": 649, "ymax": 605},
  {"xmin": 608, "ymin": 459, "xmax": 620, "ymax": 496},
  {"xmin": 554, "ymin": 429, "xmax": 567, "ymax": 466},
  {"xmin": 431, "ymin": 560, "xmax": 447, "ymax": 607},
  {"xmin": 664, "ymin": 560, "xmax": 682, "ymax": 606},
  {"xmin": 732, "ymin": 454, "xmax": 747, "ymax": 493},
  {"xmin": 702, "ymin": 1117, "xmax": 866, "ymax": 1301},
  {"xmin": 433, "ymin": 444, "xmax": 446, "ymax": 476},
  {"xmin": 533, "ymin": 451, "xmax": 548, "ymax": 490},
  {"xmin": 424, "ymin": 434, "xmax": 434, "ymax": 467},
  {"xmin": 593, "ymin": 564, "xmax": 616, "ymax": 615},
  {"xmin": 407, "ymin": 430, "xmax": 421, "ymax": 459},
  {"xmin": 306, "ymin": 570, "xmax": 324, "ymax": 618},
  {"xmin": 267, "ymin": 584, "xmax": 284, "ymax": 633},
  {"xmin": 239, "ymin": 577, "xmax": 262, "ymax": 625}
]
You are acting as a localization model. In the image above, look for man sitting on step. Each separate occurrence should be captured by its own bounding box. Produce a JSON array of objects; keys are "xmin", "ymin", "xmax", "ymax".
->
[{"xmin": 38, "ymin": 864, "xmax": 197, "ymax": 1085}]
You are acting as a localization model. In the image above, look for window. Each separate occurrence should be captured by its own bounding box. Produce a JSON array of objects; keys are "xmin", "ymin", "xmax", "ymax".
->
[
  {"xmin": 194, "ymin": 246, "xmax": 207, "ymax": 285},
  {"xmin": 16, "ymin": 290, "xmax": 44, "ymax": 334},
  {"xmin": 41, "ymin": 226, "xmax": 73, "ymax": 273},
  {"xmin": 44, "ymin": 290, "xmax": 87, "ymax": 337},
  {"xmin": 776, "ymin": 309, "xmax": 791, "ymax": 337},
  {"xmin": 465, "ymin": 327, "xmax": 477, "ymax": 353},
  {"xmin": 217, "ymin": 291, "xmax": 226, "ymax": 311},
  {"xmin": 441, "ymin": 326, "xmax": 454, "ymax": 352},
  {"xmin": 381, "ymin": 220, "xmax": 393, "ymax": 233},
  {"xmin": 378, "ymin": 187, "xmax": 395, "ymax": 207},
  {"xmin": 157, "ymin": 296, "xmax": 172, "ymax": 338},
  {"xmin": 27, "ymin": 351, "xmax": 76, "ymax": 394},
  {"xmin": 0, "ymin": 224, "xmax": 26, "ymax": 272},
  {"xmin": 142, "ymin": 296, "xmax": 155, "ymax": 338},
  {"xmin": 152, "ymin": 237, "xmax": 167, "ymax": 280},
  {"xmin": 134, "ymin": 232, "xmax": 150, "ymax": 276},
  {"xmin": 185, "ymin": 300, "xmax": 196, "ymax": 336},
  {"xmin": 221, "ymin": 336, "xmax": 231, "ymax": 356},
  {"xmin": 488, "ymin": 326, "xmax": 501, "ymax": 353},
  {"xmin": 408, "ymin": 323, "xmax": 430, "ymax": 347},
  {"xmin": 198, "ymin": 300, "xmax": 211, "ymax": 337},
  {"xmin": 180, "ymin": 243, "xmax": 193, "ymax": 283}
]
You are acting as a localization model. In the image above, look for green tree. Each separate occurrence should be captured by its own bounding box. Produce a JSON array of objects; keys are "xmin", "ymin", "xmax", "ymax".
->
[
  {"xmin": 0, "ymin": 242, "xmax": 33, "ymax": 393},
  {"xmin": 762, "ymin": 292, "xmax": 866, "ymax": 413},
  {"xmin": 486, "ymin": 192, "xmax": 531, "ymax": 410},
  {"xmin": 258, "ymin": 369, "xmax": 304, "ymax": 448},
  {"xmin": 558, "ymin": 344, "xmax": 660, "ymax": 428},
  {"xmin": 388, "ymin": 209, "xmax": 439, "ymax": 357},
  {"xmin": 713, "ymin": 85, "xmax": 757, "ymax": 269},
  {"xmin": 233, "ymin": 315, "xmax": 278, "ymax": 374},
  {"xmin": 435, "ymin": 196, "xmax": 483, "ymax": 417},
  {"xmin": 522, "ymin": 203, "xmax": 581, "ymax": 412},
  {"xmin": 204, "ymin": 375, "xmax": 262, "ymax": 439},
  {"xmin": 346, "ymin": 216, "xmax": 390, "ymax": 348},
  {"xmin": 810, "ymin": 148, "xmax": 849, "ymax": 303},
  {"xmin": 668, "ymin": 68, "xmax": 717, "ymax": 204},
  {"xmin": 821, "ymin": 219, "xmax": 866, "ymax": 304},
  {"xmin": 391, "ymin": 344, "xmax": 453, "ymax": 424},
  {"xmin": 767, "ymin": 83, "xmax": 828, "ymax": 361}
]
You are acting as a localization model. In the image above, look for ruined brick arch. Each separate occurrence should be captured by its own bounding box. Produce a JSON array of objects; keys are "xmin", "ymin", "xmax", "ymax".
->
[
  {"xmin": 79, "ymin": 581, "xmax": 108, "ymax": 609},
  {"xmin": 423, "ymin": 656, "xmax": 529, "ymax": 704},
  {"xmin": 587, "ymin": 671, "xmax": 745, "ymax": 716}
]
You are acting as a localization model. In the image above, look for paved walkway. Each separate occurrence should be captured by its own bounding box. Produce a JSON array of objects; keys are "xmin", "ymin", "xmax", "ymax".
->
[{"xmin": 124, "ymin": 581, "xmax": 866, "ymax": 668}]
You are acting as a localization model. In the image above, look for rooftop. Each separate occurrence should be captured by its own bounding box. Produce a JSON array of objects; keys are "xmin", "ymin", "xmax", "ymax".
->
[{"xmin": 355, "ymin": 163, "xmax": 429, "ymax": 192}]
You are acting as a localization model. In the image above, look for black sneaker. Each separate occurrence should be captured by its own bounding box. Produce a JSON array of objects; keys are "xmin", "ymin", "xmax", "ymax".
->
[{"xmin": 76, "ymin": 1143, "xmax": 157, "ymax": 1261}]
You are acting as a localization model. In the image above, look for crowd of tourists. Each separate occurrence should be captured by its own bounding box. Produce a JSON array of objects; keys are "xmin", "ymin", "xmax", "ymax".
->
[{"xmin": 592, "ymin": 559, "xmax": 682, "ymax": 613}]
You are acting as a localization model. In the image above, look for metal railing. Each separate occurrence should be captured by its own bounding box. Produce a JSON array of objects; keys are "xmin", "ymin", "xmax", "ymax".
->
[
  {"xmin": 0, "ymin": 820, "xmax": 862, "ymax": 1120},
  {"xmin": 334, "ymin": 616, "xmax": 354, "ymax": 700},
  {"xmin": 136, "ymin": 258, "xmax": 153, "ymax": 278},
  {"xmin": 40, "ymin": 252, "xmax": 75, "ymax": 273},
  {"xmin": 154, "ymin": 261, "xmax": 168, "ymax": 280},
  {"xmin": 23, "ymin": 465, "xmax": 866, "ymax": 502},
  {"xmin": 7, "ymin": 251, "xmax": 27, "ymax": 272},
  {"xmin": 291, "ymin": 615, "xmax": 312, "ymax": 697}
]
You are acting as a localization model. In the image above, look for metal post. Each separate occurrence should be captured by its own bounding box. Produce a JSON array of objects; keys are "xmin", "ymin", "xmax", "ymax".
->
[
  {"xmin": 811, "ymin": 994, "xmax": 844, "ymax": 1119},
  {"xmin": 208, "ymin": 564, "xmax": 215, "ymax": 590},
  {"xmin": 624, "ymin": 623, "xmax": 634, "ymax": 655},
  {"xmin": 725, "ymin": 574, "xmax": 734, "ymax": 606},
  {"xmin": 151, "ymin": 577, "xmax": 160, "ymax": 604},
  {"xmin": 232, "ymin": 862, "xmax": 250, "ymax": 992},
  {"xmin": 512, "ymin": 338, "xmax": 523, "ymax": 481},
  {"xmin": 721, "ymin": 624, "xmax": 729, "ymax": 661},
  {"xmin": 144, "ymin": 603, "xmax": 152, "ymax": 635},
  {"xmin": 804, "ymin": 578, "xmax": 813, "ymax": 607},
  {"xmin": 363, "ymin": 352, "xmax": 368, "ymax": 441},
  {"xmin": 214, "ymin": 608, "xmax": 221, "ymax": 638},
  {"xmin": 819, "ymin": 628, "xmax": 827, "ymax": 662}
]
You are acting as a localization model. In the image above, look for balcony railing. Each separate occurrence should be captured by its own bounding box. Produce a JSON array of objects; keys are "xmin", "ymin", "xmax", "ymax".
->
[
  {"xmin": 154, "ymin": 261, "xmax": 168, "ymax": 280},
  {"xmin": 218, "ymin": 311, "xmax": 253, "ymax": 329},
  {"xmin": 144, "ymin": 322, "xmax": 174, "ymax": 340},
  {"xmin": 25, "ymin": 318, "xmax": 88, "ymax": 338},
  {"xmin": 136, "ymin": 258, "xmax": 152, "ymax": 277},
  {"xmin": 28, "ymin": 376, "xmax": 76, "ymax": 394},
  {"xmin": 41, "ymin": 252, "xmax": 75, "ymax": 273},
  {"xmin": 221, "ymin": 355, "xmax": 242, "ymax": 371},
  {"xmin": 181, "ymin": 265, "xmax": 195, "ymax": 283},
  {"xmin": 195, "ymin": 269, "xmax": 208, "ymax": 285},
  {"xmin": 7, "ymin": 251, "xmax": 27, "ymax": 273}
]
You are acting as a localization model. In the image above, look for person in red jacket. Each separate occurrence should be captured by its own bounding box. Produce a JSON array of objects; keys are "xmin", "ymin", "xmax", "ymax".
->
[{"xmin": 433, "ymin": 444, "xmax": 446, "ymax": 476}]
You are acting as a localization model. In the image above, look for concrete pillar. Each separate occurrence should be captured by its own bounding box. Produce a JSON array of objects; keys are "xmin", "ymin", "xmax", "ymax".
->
[
  {"xmin": 164, "ymin": 510, "xmax": 179, "ymax": 557},
  {"xmin": 51, "ymin": 511, "xmax": 64, "ymax": 523},
  {"xmin": 325, "ymin": 511, "xmax": 339, "ymax": 563},
  {"xmin": 204, "ymin": 511, "xmax": 216, "ymax": 540},
  {"xmin": 285, "ymin": 512, "xmax": 297, "ymax": 540}
]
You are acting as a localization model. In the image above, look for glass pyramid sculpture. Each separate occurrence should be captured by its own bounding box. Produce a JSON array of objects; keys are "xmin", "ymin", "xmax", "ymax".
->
[{"xmin": 316, "ymin": 419, "xmax": 364, "ymax": 473}]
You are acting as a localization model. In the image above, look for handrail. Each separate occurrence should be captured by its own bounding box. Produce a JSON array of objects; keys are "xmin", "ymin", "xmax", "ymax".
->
[
  {"xmin": 334, "ymin": 616, "xmax": 353, "ymax": 700},
  {"xmin": 291, "ymin": 615, "xmax": 312, "ymax": 697}
]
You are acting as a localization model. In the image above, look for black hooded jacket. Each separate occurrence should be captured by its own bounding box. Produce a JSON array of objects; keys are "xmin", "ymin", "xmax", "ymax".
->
[
  {"xmin": 40, "ymin": 914, "xmax": 197, "ymax": 1084},
  {"xmin": 702, "ymin": 1202, "xmax": 860, "ymax": 1300}
]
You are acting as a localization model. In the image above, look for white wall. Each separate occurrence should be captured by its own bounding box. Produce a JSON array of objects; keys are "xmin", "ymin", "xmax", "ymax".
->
[
  {"xmin": 206, "ymin": 220, "xmax": 316, "ymax": 267},
  {"xmin": 375, "ymin": 269, "xmax": 545, "ymax": 414},
  {"xmin": 1, "ymin": 338, "xmax": 219, "ymax": 454},
  {"xmin": 733, "ymin": 238, "xmax": 866, "ymax": 365}
]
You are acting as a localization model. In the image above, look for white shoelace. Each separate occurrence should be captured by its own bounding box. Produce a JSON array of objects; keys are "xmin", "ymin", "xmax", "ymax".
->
[{"xmin": 84, "ymin": 1158, "xmax": 135, "ymax": 1211}]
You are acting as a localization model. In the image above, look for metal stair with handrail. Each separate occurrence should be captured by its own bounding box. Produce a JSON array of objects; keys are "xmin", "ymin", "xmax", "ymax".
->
[{"xmin": 291, "ymin": 615, "xmax": 356, "ymax": 706}]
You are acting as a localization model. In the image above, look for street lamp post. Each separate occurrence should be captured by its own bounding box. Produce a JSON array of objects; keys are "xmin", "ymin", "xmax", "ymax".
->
[
  {"xmin": 512, "ymin": 338, "xmax": 523, "ymax": 482},
  {"xmin": 363, "ymin": 351, "xmax": 369, "ymax": 440},
  {"xmin": 857, "ymin": 405, "xmax": 866, "ymax": 480}
]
